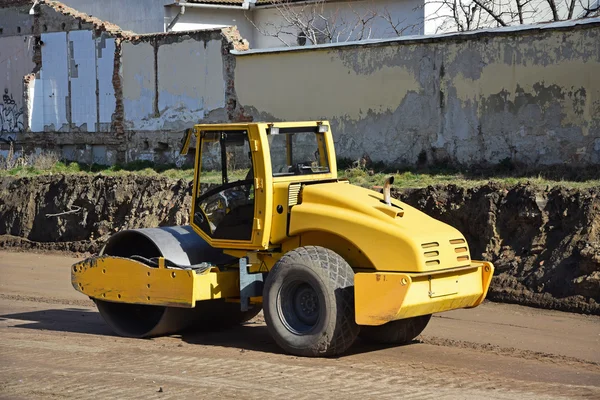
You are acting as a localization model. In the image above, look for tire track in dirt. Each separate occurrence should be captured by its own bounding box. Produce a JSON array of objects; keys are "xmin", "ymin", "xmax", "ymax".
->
[
  {"xmin": 1, "ymin": 329, "xmax": 597, "ymax": 400},
  {"xmin": 419, "ymin": 335, "xmax": 600, "ymax": 369},
  {"xmin": 0, "ymin": 293, "xmax": 94, "ymax": 307}
]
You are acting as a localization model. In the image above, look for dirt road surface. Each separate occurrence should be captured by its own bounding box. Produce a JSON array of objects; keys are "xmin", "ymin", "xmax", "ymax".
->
[{"xmin": 0, "ymin": 251, "xmax": 598, "ymax": 400}]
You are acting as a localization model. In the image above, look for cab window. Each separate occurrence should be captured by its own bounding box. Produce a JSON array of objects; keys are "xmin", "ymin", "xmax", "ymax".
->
[
  {"xmin": 267, "ymin": 127, "xmax": 329, "ymax": 176},
  {"xmin": 193, "ymin": 130, "xmax": 254, "ymax": 241}
]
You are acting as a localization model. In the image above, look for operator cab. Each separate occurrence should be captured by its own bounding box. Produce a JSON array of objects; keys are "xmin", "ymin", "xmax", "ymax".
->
[{"xmin": 182, "ymin": 122, "xmax": 336, "ymax": 250}]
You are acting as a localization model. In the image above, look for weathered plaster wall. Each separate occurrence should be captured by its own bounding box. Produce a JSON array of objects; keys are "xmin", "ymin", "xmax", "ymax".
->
[
  {"xmin": 157, "ymin": 38, "xmax": 225, "ymax": 123},
  {"xmin": 59, "ymin": 0, "xmax": 172, "ymax": 34},
  {"xmin": 234, "ymin": 19, "xmax": 600, "ymax": 166},
  {"xmin": 121, "ymin": 41, "xmax": 156, "ymax": 127},
  {"xmin": 118, "ymin": 31, "xmax": 231, "ymax": 163},
  {"xmin": 4, "ymin": 1, "xmax": 598, "ymax": 168},
  {"xmin": 0, "ymin": 35, "xmax": 35, "ymax": 141},
  {"xmin": 26, "ymin": 30, "xmax": 116, "ymax": 134},
  {"xmin": 121, "ymin": 35, "xmax": 226, "ymax": 132},
  {"xmin": 1, "ymin": 1, "xmax": 243, "ymax": 165}
]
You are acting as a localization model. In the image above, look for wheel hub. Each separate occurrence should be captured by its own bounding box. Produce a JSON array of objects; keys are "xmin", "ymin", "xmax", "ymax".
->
[
  {"xmin": 293, "ymin": 285, "xmax": 319, "ymax": 325},
  {"xmin": 279, "ymin": 281, "xmax": 321, "ymax": 334}
]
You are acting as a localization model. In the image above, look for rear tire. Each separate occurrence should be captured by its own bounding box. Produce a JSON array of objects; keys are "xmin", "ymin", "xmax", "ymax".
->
[
  {"xmin": 263, "ymin": 246, "xmax": 359, "ymax": 357},
  {"xmin": 359, "ymin": 314, "xmax": 432, "ymax": 344}
]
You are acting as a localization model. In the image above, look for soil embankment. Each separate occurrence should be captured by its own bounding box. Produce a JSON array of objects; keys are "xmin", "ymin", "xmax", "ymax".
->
[{"xmin": 0, "ymin": 175, "xmax": 598, "ymax": 314}]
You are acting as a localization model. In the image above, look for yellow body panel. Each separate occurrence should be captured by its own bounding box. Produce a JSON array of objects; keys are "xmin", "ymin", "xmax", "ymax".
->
[
  {"xmin": 71, "ymin": 256, "xmax": 240, "ymax": 308},
  {"xmin": 355, "ymin": 261, "xmax": 494, "ymax": 325},
  {"xmin": 290, "ymin": 182, "xmax": 471, "ymax": 273}
]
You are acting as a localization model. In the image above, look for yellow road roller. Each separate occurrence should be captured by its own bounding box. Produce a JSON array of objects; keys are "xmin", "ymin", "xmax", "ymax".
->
[{"xmin": 72, "ymin": 121, "xmax": 493, "ymax": 357}]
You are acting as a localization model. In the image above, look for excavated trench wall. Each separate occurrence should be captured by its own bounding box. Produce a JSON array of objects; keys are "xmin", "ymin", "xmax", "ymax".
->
[{"xmin": 0, "ymin": 175, "xmax": 598, "ymax": 314}]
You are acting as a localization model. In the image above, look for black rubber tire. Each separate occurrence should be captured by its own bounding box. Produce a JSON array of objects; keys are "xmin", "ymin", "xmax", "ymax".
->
[
  {"xmin": 359, "ymin": 314, "xmax": 432, "ymax": 344},
  {"xmin": 263, "ymin": 246, "xmax": 359, "ymax": 357}
]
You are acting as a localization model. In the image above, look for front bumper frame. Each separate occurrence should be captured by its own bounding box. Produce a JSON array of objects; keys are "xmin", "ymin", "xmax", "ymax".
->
[{"xmin": 354, "ymin": 261, "xmax": 494, "ymax": 326}]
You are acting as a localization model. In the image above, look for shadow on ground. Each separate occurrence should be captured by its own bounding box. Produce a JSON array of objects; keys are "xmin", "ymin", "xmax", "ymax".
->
[{"xmin": 1, "ymin": 308, "xmax": 401, "ymax": 357}]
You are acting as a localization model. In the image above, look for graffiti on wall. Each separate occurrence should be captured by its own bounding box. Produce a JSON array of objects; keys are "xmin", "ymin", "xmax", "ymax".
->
[{"xmin": 1, "ymin": 89, "xmax": 24, "ymax": 142}]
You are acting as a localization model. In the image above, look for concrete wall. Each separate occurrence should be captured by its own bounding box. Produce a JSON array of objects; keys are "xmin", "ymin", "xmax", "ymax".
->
[
  {"xmin": 0, "ymin": 35, "xmax": 35, "ymax": 142},
  {"xmin": 26, "ymin": 31, "xmax": 115, "ymax": 134},
  {"xmin": 59, "ymin": 0, "xmax": 172, "ymax": 33},
  {"xmin": 234, "ymin": 19, "xmax": 600, "ymax": 166},
  {"xmin": 120, "ymin": 33, "xmax": 229, "ymax": 162},
  {"xmin": 0, "ymin": 4, "xmax": 36, "ymax": 142},
  {"xmin": 1, "ymin": 2, "xmax": 240, "ymax": 165},
  {"xmin": 3, "ymin": 2, "xmax": 599, "ymax": 168}
]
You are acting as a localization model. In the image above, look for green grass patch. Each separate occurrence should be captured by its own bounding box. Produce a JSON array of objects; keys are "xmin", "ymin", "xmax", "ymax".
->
[{"xmin": 1, "ymin": 160, "xmax": 598, "ymax": 189}]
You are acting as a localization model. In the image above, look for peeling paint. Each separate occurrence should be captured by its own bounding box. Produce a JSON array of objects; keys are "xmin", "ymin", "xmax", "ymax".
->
[
  {"xmin": 30, "ymin": 31, "xmax": 69, "ymax": 132},
  {"xmin": 235, "ymin": 49, "xmax": 420, "ymax": 121},
  {"xmin": 121, "ymin": 41, "xmax": 155, "ymax": 125},
  {"xmin": 96, "ymin": 35, "xmax": 116, "ymax": 129},
  {"xmin": 157, "ymin": 39, "xmax": 224, "ymax": 111},
  {"xmin": 235, "ymin": 23, "xmax": 600, "ymax": 166},
  {"xmin": 69, "ymin": 30, "xmax": 97, "ymax": 131}
]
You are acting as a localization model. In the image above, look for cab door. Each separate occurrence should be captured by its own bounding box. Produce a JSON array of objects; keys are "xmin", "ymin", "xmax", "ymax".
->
[{"xmin": 189, "ymin": 124, "xmax": 271, "ymax": 250}]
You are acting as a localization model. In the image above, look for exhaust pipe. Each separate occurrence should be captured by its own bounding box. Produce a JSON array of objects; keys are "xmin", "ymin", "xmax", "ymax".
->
[{"xmin": 383, "ymin": 176, "xmax": 394, "ymax": 206}]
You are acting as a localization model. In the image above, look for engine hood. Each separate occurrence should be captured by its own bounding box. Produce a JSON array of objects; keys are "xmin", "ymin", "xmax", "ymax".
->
[{"xmin": 288, "ymin": 182, "xmax": 471, "ymax": 273}]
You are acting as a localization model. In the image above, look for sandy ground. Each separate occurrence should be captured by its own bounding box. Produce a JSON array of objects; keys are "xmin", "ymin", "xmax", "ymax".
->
[{"xmin": 0, "ymin": 251, "xmax": 598, "ymax": 400}]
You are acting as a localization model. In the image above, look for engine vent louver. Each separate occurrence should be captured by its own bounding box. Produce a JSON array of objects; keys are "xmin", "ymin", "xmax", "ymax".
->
[
  {"xmin": 422, "ymin": 242, "xmax": 440, "ymax": 267},
  {"xmin": 288, "ymin": 183, "xmax": 302, "ymax": 207},
  {"xmin": 451, "ymin": 239, "xmax": 470, "ymax": 263}
]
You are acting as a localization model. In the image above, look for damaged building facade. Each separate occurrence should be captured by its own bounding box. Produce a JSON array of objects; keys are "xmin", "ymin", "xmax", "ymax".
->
[
  {"xmin": 1, "ymin": 0, "xmax": 599, "ymax": 167},
  {"xmin": 0, "ymin": 0, "xmax": 248, "ymax": 165}
]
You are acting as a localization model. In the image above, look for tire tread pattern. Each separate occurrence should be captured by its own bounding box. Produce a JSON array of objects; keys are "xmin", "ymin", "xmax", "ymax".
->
[{"xmin": 266, "ymin": 246, "xmax": 359, "ymax": 356}]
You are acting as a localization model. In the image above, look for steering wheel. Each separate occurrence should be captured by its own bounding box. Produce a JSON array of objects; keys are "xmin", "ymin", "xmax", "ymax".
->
[
  {"xmin": 197, "ymin": 179, "xmax": 254, "ymax": 204},
  {"xmin": 193, "ymin": 207, "xmax": 212, "ymax": 235},
  {"xmin": 195, "ymin": 179, "xmax": 254, "ymax": 234}
]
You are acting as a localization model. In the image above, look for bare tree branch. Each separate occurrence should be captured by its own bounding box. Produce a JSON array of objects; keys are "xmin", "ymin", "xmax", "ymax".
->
[
  {"xmin": 248, "ymin": 0, "xmax": 599, "ymax": 47},
  {"xmin": 248, "ymin": 0, "xmax": 422, "ymax": 47},
  {"xmin": 545, "ymin": 0, "xmax": 560, "ymax": 20},
  {"xmin": 567, "ymin": 0, "xmax": 576, "ymax": 18},
  {"xmin": 472, "ymin": 0, "xmax": 508, "ymax": 25},
  {"xmin": 515, "ymin": 0, "xmax": 525, "ymax": 24}
]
